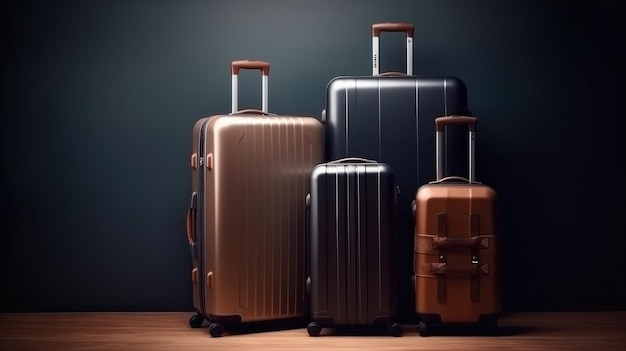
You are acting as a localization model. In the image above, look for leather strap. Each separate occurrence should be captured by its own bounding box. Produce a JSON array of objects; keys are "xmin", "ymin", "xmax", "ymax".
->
[
  {"xmin": 429, "ymin": 213, "xmax": 486, "ymax": 304},
  {"xmin": 432, "ymin": 236, "xmax": 489, "ymax": 249},
  {"xmin": 437, "ymin": 213, "xmax": 447, "ymax": 304},
  {"xmin": 470, "ymin": 213, "xmax": 480, "ymax": 303},
  {"xmin": 426, "ymin": 213, "xmax": 490, "ymax": 304},
  {"xmin": 430, "ymin": 263, "xmax": 489, "ymax": 276}
]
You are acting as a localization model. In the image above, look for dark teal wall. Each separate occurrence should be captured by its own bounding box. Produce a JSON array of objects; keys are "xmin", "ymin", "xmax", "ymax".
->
[{"xmin": 2, "ymin": 0, "xmax": 623, "ymax": 312}]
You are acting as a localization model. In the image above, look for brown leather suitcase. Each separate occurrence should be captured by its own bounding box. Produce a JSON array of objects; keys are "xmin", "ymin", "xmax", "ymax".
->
[
  {"xmin": 186, "ymin": 60, "xmax": 324, "ymax": 337},
  {"xmin": 413, "ymin": 116, "xmax": 501, "ymax": 336}
]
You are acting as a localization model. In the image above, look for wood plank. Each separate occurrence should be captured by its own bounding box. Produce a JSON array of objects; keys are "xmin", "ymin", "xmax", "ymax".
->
[{"xmin": 1, "ymin": 312, "xmax": 625, "ymax": 351}]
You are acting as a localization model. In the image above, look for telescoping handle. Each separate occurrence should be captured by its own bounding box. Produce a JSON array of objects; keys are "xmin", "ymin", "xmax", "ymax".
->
[
  {"xmin": 230, "ymin": 60, "xmax": 270, "ymax": 114},
  {"xmin": 434, "ymin": 116, "xmax": 478, "ymax": 183},
  {"xmin": 372, "ymin": 22, "xmax": 414, "ymax": 76}
]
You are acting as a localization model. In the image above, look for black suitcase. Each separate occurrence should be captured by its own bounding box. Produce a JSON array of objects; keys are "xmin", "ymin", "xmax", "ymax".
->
[
  {"xmin": 305, "ymin": 158, "xmax": 401, "ymax": 337},
  {"xmin": 321, "ymin": 22, "xmax": 470, "ymax": 322}
]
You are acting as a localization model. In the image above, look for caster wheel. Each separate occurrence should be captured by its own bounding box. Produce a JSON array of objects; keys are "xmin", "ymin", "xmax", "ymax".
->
[
  {"xmin": 209, "ymin": 323, "xmax": 224, "ymax": 337},
  {"xmin": 419, "ymin": 321, "xmax": 429, "ymax": 337},
  {"xmin": 307, "ymin": 322, "xmax": 322, "ymax": 337},
  {"xmin": 388, "ymin": 322, "xmax": 402, "ymax": 337},
  {"xmin": 189, "ymin": 314, "xmax": 204, "ymax": 328}
]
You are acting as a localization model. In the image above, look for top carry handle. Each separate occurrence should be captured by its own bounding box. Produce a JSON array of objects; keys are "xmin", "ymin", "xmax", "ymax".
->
[
  {"xmin": 372, "ymin": 22, "xmax": 414, "ymax": 76},
  {"xmin": 328, "ymin": 157, "xmax": 378, "ymax": 164},
  {"xmin": 433, "ymin": 116, "xmax": 478, "ymax": 183},
  {"xmin": 230, "ymin": 60, "xmax": 270, "ymax": 114}
]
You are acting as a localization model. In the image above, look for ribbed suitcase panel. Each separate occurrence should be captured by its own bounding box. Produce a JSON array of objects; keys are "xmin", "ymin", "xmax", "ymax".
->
[
  {"xmin": 311, "ymin": 163, "xmax": 396, "ymax": 326},
  {"xmin": 202, "ymin": 115, "xmax": 321, "ymax": 323},
  {"xmin": 236, "ymin": 117, "xmax": 312, "ymax": 320}
]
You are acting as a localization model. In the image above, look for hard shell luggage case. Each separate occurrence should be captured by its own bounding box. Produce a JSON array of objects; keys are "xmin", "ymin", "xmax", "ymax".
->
[
  {"xmin": 413, "ymin": 116, "xmax": 500, "ymax": 336},
  {"xmin": 186, "ymin": 60, "xmax": 324, "ymax": 337},
  {"xmin": 306, "ymin": 158, "xmax": 402, "ymax": 337},
  {"xmin": 322, "ymin": 22, "xmax": 470, "ymax": 322}
]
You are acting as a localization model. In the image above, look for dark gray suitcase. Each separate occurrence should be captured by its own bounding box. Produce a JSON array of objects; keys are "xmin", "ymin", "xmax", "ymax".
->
[
  {"xmin": 305, "ymin": 158, "xmax": 401, "ymax": 337},
  {"xmin": 321, "ymin": 22, "xmax": 470, "ymax": 323}
]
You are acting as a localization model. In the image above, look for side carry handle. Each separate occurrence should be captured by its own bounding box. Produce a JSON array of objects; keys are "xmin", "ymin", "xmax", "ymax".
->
[
  {"xmin": 230, "ymin": 60, "xmax": 270, "ymax": 114},
  {"xmin": 433, "ymin": 116, "xmax": 478, "ymax": 183},
  {"xmin": 186, "ymin": 192, "xmax": 198, "ymax": 259},
  {"xmin": 372, "ymin": 22, "xmax": 414, "ymax": 76},
  {"xmin": 186, "ymin": 209, "xmax": 194, "ymax": 245}
]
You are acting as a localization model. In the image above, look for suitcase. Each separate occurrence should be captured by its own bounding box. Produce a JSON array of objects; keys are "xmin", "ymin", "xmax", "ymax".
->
[
  {"xmin": 305, "ymin": 157, "xmax": 402, "ymax": 337},
  {"xmin": 322, "ymin": 22, "xmax": 470, "ymax": 322},
  {"xmin": 186, "ymin": 60, "xmax": 324, "ymax": 337},
  {"xmin": 413, "ymin": 116, "xmax": 500, "ymax": 336}
]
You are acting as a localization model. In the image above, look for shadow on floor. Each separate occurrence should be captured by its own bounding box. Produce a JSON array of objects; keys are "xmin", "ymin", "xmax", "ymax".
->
[
  {"xmin": 314, "ymin": 324, "xmax": 402, "ymax": 337},
  {"xmin": 201, "ymin": 317, "xmax": 309, "ymax": 337},
  {"xmin": 401, "ymin": 323, "xmax": 543, "ymax": 337}
]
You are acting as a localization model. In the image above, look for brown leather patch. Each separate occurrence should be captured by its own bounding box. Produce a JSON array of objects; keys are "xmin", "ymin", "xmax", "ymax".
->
[
  {"xmin": 190, "ymin": 153, "xmax": 197, "ymax": 169},
  {"xmin": 479, "ymin": 237, "xmax": 489, "ymax": 249},
  {"xmin": 206, "ymin": 272, "xmax": 214, "ymax": 289},
  {"xmin": 192, "ymin": 268, "xmax": 198, "ymax": 283},
  {"xmin": 416, "ymin": 235, "xmax": 435, "ymax": 253}
]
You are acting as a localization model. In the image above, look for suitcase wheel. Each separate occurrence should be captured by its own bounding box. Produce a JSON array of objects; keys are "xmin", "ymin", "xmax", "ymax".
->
[
  {"xmin": 418, "ymin": 321, "xmax": 430, "ymax": 337},
  {"xmin": 387, "ymin": 322, "xmax": 402, "ymax": 337},
  {"xmin": 307, "ymin": 322, "xmax": 322, "ymax": 337},
  {"xmin": 209, "ymin": 323, "xmax": 224, "ymax": 337},
  {"xmin": 189, "ymin": 314, "xmax": 204, "ymax": 328}
]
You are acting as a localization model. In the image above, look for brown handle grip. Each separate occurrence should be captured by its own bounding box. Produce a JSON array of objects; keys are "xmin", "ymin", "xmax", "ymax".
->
[
  {"xmin": 231, "ymin": 60, "xmax": 270, "ymax": 75},
  {"xmin": 432, "ymin": 236, "xmax": 489, "ymax": 249},
  {"xmin": 430, "ymin": 263, "xmax": 489, "ymax": 276},
  {"xmin": 435, "ymin": 115, "xmax": 477, "ymax": 132},
  {"xmin": 372, "ymin": 22, "xmax": 414, "ymax": 37},
  {"xmin": 230, "ymin": 109, "xmax": 272, "ymax": 116},
  {"xmin": 186, "ymin": 209, "xmax": 194, "ymax": 245}
]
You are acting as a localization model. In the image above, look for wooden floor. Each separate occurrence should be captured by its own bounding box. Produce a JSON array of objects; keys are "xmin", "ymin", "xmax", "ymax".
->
[{"xmin": 1, "ymin": 312, "xmax": 625, "ymax": 350}]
